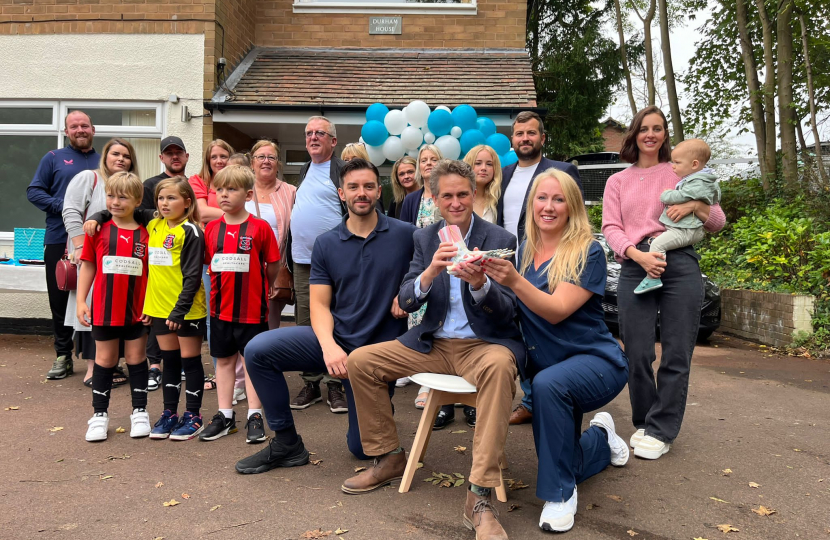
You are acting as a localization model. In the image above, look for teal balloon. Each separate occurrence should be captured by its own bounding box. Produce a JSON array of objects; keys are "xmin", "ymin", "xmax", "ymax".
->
[
  {"xmin": 427, "ymin": 109, "xmax": 453, "ymax": 137},
  {"xmin": 451, "ymin": 104, "xmax": 478, "ymax": 132},
  {"xmin": 500, "ymin": 149, "xmax": 518, "ymax": 167},
  {"xmin": 486, "ymin": 133, "xmax": 511, "ymax": 156},
  {"xmin": 460, "ymin": 129, "xmax": 486, "ymax": 155},
  {"xmin": 366, "ymin": 103, "xmax": 389, "ymax": 123},
  {"xmin": 476, "ymin": 117, "xmax": 497, "ymax": 137},
  {"xmin": 361, "ymin": 120, "xmax": 388, "ymax": 147}
]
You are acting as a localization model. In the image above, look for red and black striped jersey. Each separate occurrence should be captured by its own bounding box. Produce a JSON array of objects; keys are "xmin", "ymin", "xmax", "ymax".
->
[
  {"xmin": 204, "ymin": 215, "xmax": 280, "ymax": 324},
  {"xmin": 80, "ymin": 221, "xmax": 150, "ymax": 326}
]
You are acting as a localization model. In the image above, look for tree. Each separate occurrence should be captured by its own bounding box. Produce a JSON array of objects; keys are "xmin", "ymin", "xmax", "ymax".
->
[
  {"xmin": 613, "ymin": 0, "xmax": 638, "ymax": 117},
  {"xmin": 657, "ymin": 0, "xmax": 683, "ymax": 142},
  {"xmin": 777, "ymin": 0, "xmax": 798, "ymax": 190},
  {"xmin": 797, "ymin": 6, "xmax": 827, "ymax": 183},
  {"xmin": 628, "ymin": 0, "xmax": 657, "ymax": 106}
]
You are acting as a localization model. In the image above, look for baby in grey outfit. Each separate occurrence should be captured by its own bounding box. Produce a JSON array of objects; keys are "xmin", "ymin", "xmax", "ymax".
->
[{"xmin": 636, "ymin": 138, "xmax": 720, "ymax": 294}]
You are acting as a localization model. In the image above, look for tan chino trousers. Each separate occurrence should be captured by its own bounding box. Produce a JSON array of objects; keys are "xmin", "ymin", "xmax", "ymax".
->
[{"xmin": 348, "ymin": 338, "xmax": 517, "ymax": 487}]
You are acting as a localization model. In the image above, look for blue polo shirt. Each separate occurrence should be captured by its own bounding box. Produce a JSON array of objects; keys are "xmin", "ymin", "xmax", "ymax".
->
[
  {"xmin": 310, "ymin": 210, "xmax": 416, "ymax": 353},
  {"xmin": 26, "ymin": 145, "xmax": 100, "ymax": 244},
  {"xmin": 518, "ymin": 241, "xmax": 627, "ymax": 374}
]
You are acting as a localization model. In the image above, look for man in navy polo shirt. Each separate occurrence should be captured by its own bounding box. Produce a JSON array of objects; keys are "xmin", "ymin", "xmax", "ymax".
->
[
  {"xmin": 236, "ymin": 158, "xmax": 416, "ymax": 474},
  {"xmin": 27, "ymin": 110, "xmax": 100, "ymax": 380}
]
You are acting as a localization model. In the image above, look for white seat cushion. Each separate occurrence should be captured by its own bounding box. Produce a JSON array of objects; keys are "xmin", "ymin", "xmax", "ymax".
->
[{"xmin": 409, "ymin": 373, "xmax": 476, "ymax": 394}]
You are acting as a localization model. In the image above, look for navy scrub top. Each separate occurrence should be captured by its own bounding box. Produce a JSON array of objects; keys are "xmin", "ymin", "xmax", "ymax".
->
[{"xmin": 518, "ymin": 241, "xmax": 627, "ymax": 377}]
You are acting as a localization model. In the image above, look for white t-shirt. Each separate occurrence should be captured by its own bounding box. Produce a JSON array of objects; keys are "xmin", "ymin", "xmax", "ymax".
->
[
  {"xmin": 502, "ymin": 164, "xmax": 537, "ymax": 239},
  {"xmin": 290, "ymin": 161, "xmax": 342, "ymax": 264},
  {"xmin": 246, "ymin": 200, "xmax": 279, "ymax": 241}
]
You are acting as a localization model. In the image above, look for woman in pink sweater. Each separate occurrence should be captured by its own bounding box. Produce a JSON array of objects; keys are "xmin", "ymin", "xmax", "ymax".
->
[{"xmin": 601, "ymin": 106, "xmax": 725, "ymax": 460}]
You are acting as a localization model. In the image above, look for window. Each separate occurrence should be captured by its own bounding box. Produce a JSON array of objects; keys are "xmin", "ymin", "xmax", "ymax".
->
[
  {"xmin": 0, "ymin": 101, "xmax": 164, "ymax": 236},
  {"xmin": 292, "ymin": 0, "xmax": 476, "ymax": 15}
]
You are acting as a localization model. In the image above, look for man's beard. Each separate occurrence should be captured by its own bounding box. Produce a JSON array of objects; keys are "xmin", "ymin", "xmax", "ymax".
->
[
  {"xmin": 515, "ymin": 143, "xmax": 542, "ymax": 160},
  {"xmin": 70, "ymin": 134, "xmax": 93, "ymax": 151},
  {"xmin": 347, "ymin": 198, "xmax": 376, "ymax": 216}
]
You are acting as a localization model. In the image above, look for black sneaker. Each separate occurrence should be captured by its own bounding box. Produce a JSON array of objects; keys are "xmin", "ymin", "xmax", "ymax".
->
[
  {"xmin": 327, "ymin": 383, "xmax": 348, "ymax": 414},
  {"xmin": 147, "ymin": 367, "xmax": 162, "ymax": 391},
  {"xmin": 199, "ymin": 411, "xmax": 237, "ymax": 441},
  {"xmin": 290, "ymin": 382, "xmax": 322, "ymax": 410},
  {"xmin": 464, "ymin": 406, "xmax": 476, "ymax": 428},
  {"xmin": 433, "ymin": 409, "xmax": 455, "ymax": 430},
  {"xmin": 245, "ymin": 412, "xmax": 266, "ymax": 444},
  {"xmin": 235, "ymin": 435, "xmax": 309, "ymax": 474}
]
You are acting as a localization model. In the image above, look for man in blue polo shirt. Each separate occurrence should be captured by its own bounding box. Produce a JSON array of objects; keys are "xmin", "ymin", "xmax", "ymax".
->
[
  {"xmin": 27, "ymin": 110, "xmax": 100, "ymax": 380},
  {"xmin": 236, "ymin": 158, "xmax": 416, "ymax": 474}
]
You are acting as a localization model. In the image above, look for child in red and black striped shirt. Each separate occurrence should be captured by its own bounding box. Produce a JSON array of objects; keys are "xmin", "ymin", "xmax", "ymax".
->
[
  {"xmin": 77, "ymin": 172, "xmax": 151, "ymax": 442},
  {"xmin": 200, "ymin": 165, "xmax": 280, "ymax": 443}
]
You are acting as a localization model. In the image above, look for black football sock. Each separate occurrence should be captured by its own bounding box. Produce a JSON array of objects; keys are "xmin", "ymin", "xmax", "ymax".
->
[
  {"xmin": 182, "ymin": 354, "xmax": 205, "ymax": 414},
  {"xmin": 127, "ymin": 360, "xmax": 149, "ymax": 410},
  {"xmin": 160, "ymin": 349, "xmax": 182, "ymax": 413},
  {"xmin": 91, "ymin": 363, "xmax": 115, "ymax": 414}
]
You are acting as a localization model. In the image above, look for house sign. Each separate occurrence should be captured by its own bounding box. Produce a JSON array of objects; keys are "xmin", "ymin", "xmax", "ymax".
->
[{"xmin": 369, "ymin": 17, "xmax": 402, "ymax": 35}]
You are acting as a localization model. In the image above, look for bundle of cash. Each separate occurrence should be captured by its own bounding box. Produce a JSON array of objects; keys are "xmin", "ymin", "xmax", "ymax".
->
[{"xmin": 437, "ymin": 224, "xmax": 514, "ymax": 275}]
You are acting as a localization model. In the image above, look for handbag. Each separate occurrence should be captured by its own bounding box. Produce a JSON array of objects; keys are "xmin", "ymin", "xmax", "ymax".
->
[
  {"xmin": 56, "ymin": 172, "xmax": 97, "ymax": 291},
  {"xmin": 252, "ymin": 184, "xmax": 295, "ymax": 305}
]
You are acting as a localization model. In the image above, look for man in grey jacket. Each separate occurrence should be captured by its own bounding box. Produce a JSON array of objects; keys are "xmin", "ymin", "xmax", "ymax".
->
[{"xmin": 342, "ymin": 160, "xmax": 522, "ymax": 540}]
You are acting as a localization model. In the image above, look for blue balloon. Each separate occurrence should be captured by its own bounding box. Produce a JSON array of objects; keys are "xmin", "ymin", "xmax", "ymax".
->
[
  {"xmin": 460, "ymin": 129, "xmax": 487, "ymax": 155},
  {"xmin": 361, "ymin": 120, "xmax": 388, "ymax": 147},
  {"xmin": 486, "ymin": 133, "xmax": 511, "ymax": 157},
  {"xmin": 476, "ymin": 117, "xmax": 497, "ymax": 138},
  {"xmin": 451, "ymin": 104, "xmax": 478, "ymax": 132},
  {"xmin": 427, "ymin": 109, "xmax": 453, "ymax": 138},
  {"xmin": 500, "ymin": 149, "xmax": 518, "ymax": 167},
  {"xmin": 366, "ymin": 103, "xmax": 389, "ymax": 123}
]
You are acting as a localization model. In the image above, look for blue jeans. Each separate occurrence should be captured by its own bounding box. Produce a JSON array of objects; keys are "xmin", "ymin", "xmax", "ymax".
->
[
  {"xmin": 520, "ymin": 377, "xmax": 533, "ymax": 412},
  {"xmin": 532, "ymin": 354, "xmax": 628, "ymax": 502},
  {"xmin": 244, "ymin": 326, "xmax": 393, "ymax": 460}
]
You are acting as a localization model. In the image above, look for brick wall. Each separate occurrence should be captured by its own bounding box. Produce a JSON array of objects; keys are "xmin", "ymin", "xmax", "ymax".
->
[
  {"xmin": 602, "ymin": 125, "xmax": 624, "ymax": 153},
  {"xmin": 256, "ymin": 0, "xmax": 526, "ymax": 49},
  {"xmin": 720, "ymin": 289, "xmax": 815, "ymax": 347}
]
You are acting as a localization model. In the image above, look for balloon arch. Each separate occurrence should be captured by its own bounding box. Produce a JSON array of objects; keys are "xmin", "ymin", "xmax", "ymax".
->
[{"xmin": 359, "ymin": 101, "xmax": 518, "ymax": 167}]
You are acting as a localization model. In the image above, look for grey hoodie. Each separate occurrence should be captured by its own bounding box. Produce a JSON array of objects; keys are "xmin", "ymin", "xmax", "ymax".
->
[{"xmin": 659, "ymin": 167, "xmax": 720, "ymax": 229}]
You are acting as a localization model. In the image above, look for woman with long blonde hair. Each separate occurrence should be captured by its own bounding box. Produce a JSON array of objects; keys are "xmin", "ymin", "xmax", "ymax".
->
[
  {"xmin": 387, "ymin": 156, "xmax": 418, "ymax": 220},
  {"xmin": 463, "ymin": 144, "xmax": 502, "ymax": 223},
  {"xmin": 483, "ymin": 169, "xmax": 629, "ymax": 533},
  {"xmin": 399, "ymin": 144, "xmax": 443, "ymax": 226}
]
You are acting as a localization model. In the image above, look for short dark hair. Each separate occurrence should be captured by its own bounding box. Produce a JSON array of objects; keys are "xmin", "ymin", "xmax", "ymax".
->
[
  {"xmin": 619, "ymin": 106, "xmax": 672, "ymax": 164},
  {"xmin": 340, "ymin": 158, "xmax": 379, "ymax": 183},
  {"xmin": 429, "ymin": 159, "xmax": 476, "ymax": 196},
  {"xmin": 512, "ymin": 111, "xmax": 545, "ymax": 134}
]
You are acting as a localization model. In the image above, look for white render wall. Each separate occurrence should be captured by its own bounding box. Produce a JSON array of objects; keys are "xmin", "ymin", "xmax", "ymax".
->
[{"xmin": 0, "ymin": 33, "xmax": 205, "ymax": 178}]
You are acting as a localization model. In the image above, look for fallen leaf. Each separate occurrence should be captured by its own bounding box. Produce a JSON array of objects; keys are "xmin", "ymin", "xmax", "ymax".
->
[
  {"xmin": 354, "ymin": 466, "xmax": 366, "ymax": 473},
  {"xmin": 453, "ymin": 472, "xmax": 464, "ymax": 479},
  {"xmin": 692, "ymin": 537, "xmax": 709, "ymax": 540},
  {"xmin": 301, "ymin": 529, "xmax": 332, "ymax": 539},
  {"xmin": 607, "ymin": 494, "xmax": 623, "ymax": 502},
  {"xmin": 334, "ymin": 528, "xmax": 349, "ymax": 534},
  {"xmin": 309, "ymin": 452, "xmax": 317, "ymax": 455},
  {"xmin": 152, "ymin": 537, "xmax": 165, "ymax": 540},
  {"xmin": 4, "ymin": 406, "xmax": 19, "ymax": 411},
  {"xmin": 710, "ymin": 496, "xmax": 730, "ymax": 504},
  {"xmin": 454, "ymin": 479, "xmax": 465, "ymax": 487},
  {"xmin": 209, "ymin": 505, "xmax": 221, "ymax": 511},
  {"xmin": 162, "ymin": 499, "xmax": 180, "ymax": 507},
  {"xmin": 627, "ymin": 530, "xmax": 639, "ymax": 537},
  {"xmin": 311, "ymin": 459, "xmax": 323, "ymax": 465},
  {"xmin": 752, "ymin": 505, "xmax": 776, "ymax": 516},
  {"xmin": 717, "ymin": 524, "xmax": 739, "ymax": 533},
  {"xmin": 722, "ymin": 469, "xmax": 733, "ymax": 475},
  {"xmin": 416, "ymin": 462, "xmax": 424, "ymax": 469},
  {"xmin": 24, "ymin": 396, "xmax": 32, "ymax": 400},
  {"xmin": 748, "ymin": 482, "xmax": 761, "ymax": 488},
  {"xmin": 454, "ymin": 445, "xmax": 467, "ymax": 453},
  {"xmin": 99, "ymin": 475, "xmax": 113, "ymax": 480},
  {"xmin": 586, "ymin": 503, "xmax": 599, "ymax": 510},
  {"xmin": 55, "ymin": 459, "xmax": 64, "ymax": 463},
  {"xmin": 507, "ymin": 504, "xmax": 521, "ymax": 512},
  {"xmin": 506, "ymin": 479, "xmax": 529, "ymax": 490},
  {"xmin": 450, "ymin": 430, "xmax": 467, "ymax": 434},
  {"xmin": 794, "ymin": 448, "xmax": 802, "ymax": 452},
  {"xmin": 49, "ymin": 426, "xmax": 64, "ymax": 432},
  {"xmin": 115, "ymin": 427, "xmax": 125, "ymax": 433},
  {"xmin": 181, "ymin": 493, "xmax": 190, "ymax": 499},
  {"xmin": 155, "ymin": 482, "xmax": 164, "ymax": 488}
]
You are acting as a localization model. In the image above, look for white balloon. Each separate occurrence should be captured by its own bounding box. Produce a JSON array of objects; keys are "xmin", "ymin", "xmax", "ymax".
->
[
  {"xmin": 358, "ymin": 136, "xmax": 364, "ymax": 144},
  {"xmin": 434, "ymin": 134, "xmax": 461, "ymax": 160},
  {"xmin": 450, "ymin": 126, "xmax": 463, "ymax": 138},
  {"xmin": 365, "ymin": 143, "xmax": 387, "ymax": 166},
  {"xmin": 435, "ymin": 105, "xmax": 451, "ymax": 113},
  {"xmin": 405, "ymin": 100, "xmax": 431, "ymax": 129},
  {"xmin": 423, "ymin": 131, "xmax": 436, "ymax": 144},
  {"xmin": 384, "ymin": 109, "xmax": 407, "ymax": 135},
  {"xmin": 400, "ymin": 126, "xmax": 424, "ymax": 150},
  {"xmin": 382, "ymin": 136, "xmax": 406, "ymax": 162},
  {"xmin": 407, "ymin": 149, "xmax": 420, "ymax": 157}
]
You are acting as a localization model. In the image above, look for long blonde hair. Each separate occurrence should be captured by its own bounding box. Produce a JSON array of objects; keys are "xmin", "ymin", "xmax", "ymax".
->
[
  {"xmin": 198, "ymin": 139, "xmax": 234, "ymax": 189},
  {"xmin": 98, "ymin": 138, "xmax": 139, "ymax": 180},
  {"xmin": 414, "ymin": 144, "xmax": 443, "ymax": 189},
  {"xmin": 154, "ymin": 176, "xmax": 201, "ymax": 225},
  {"xmin": 463, "ymin": 144, "xmax": 502, "ymax": 218},
  {"xmin": 520, "ymin": 169, "xmax": 596, "ymax": 292},
  {"xmin": 391, "ymin": 156, "xmax": 419, "ymax": 204}
]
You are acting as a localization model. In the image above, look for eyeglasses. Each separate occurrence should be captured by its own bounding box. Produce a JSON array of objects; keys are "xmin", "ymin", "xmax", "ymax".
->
[
  {"xmin": 304, "ymin": 130, "xmax": 332, "ymax": 139},
  {"xmin": 253, "ymin": 155, "xmax": 278, "ymax": 163}
]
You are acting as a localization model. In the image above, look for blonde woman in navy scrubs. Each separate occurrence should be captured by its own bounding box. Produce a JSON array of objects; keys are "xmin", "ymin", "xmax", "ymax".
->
[{"xmin": 483, "ymin": 169, "xmax": 630, "ymax": 533}]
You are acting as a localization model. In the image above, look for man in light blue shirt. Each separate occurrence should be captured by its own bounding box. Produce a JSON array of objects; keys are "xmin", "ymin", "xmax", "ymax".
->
[{"xmin": 288, "ymin": 116, "xmax": 349, "ymax": 414}]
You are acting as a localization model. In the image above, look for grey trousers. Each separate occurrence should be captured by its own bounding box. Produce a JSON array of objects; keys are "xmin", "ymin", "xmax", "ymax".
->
[{"xmin": 649, "ymin": 226, "xmax": 705, "ymax": 255}]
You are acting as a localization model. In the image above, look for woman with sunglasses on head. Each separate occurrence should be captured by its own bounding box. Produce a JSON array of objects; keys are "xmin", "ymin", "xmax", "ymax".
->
[{"xmin": 387, "ymin": 156, "xmax": 418, "ymax": 220}]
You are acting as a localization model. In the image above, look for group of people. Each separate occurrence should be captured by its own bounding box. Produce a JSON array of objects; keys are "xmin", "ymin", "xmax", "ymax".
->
[{"xmin": 26, "ymin": 105, "xmax": 724, "ymax": 537}]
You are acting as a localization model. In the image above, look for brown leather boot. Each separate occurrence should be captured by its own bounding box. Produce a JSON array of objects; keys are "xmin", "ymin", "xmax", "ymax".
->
[
  {"xmin": 508, "ymin": 404, "xmax": 532, "ymax": 425},
  {"xmin": 341, "ymin": 451, "xmax": 407, "ymax": 494},
  {"xmin": 463, "ymin": 488, "xmax": 508, "ymax": 540}
]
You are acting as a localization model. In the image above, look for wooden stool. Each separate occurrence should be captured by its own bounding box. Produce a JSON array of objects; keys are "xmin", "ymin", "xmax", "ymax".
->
[{"xmin": 398, "ymin": 373, "xmax": 507, "ymax": 503}]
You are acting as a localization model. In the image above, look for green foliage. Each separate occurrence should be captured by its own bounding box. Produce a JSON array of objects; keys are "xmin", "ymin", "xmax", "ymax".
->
[{"xmin": 586, "ymin": 202, "xmax": 604, "ymax": 233}]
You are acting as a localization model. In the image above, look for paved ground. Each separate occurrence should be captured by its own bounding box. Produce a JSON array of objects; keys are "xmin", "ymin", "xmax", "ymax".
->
[{"xmin": 0, "ymin": 332, "xmax": 828, "ymax": 540}]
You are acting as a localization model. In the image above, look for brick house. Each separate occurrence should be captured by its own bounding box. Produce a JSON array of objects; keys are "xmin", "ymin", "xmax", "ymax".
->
[{"xmin": 601, "ymin": 117, "xmax": 626, "ymax": 153}]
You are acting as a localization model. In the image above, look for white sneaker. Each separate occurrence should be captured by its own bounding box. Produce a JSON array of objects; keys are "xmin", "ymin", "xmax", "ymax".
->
[
  {"xmin": 130, "ymin": 408, "xmax": 151, "ymax": 438},
  {"xmin": 630, "ymin": 428, "xmax": 645, "ymax": 448},
  {"xmin": 86, "ymin": 413, "xmax": 109, "ymax": 442},
  {"xmin": 539, "ymin": 487, "xmax": 578, "ymax": 532},
  {"xmin": 589, "ymin": 412, "xmax": 629, "ymax": 466},
  {"xmin": 634, "ymin": 435, "xmax": 671, "ymax": 460},
  {"xmin": 395, "ymin": 377, "xmax": 411, "ymax": 388},
  {"xmin": 232, "ymin": 387, "xmax": 246, "ymax": 406}
]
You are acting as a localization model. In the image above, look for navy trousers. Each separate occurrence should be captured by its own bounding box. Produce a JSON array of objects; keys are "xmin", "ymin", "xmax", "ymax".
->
[
  {"xmin": 244, "ymin": 326, "xmax": 392, "ymax": 460},
  {"xmin": 532, "ymin": 353, "xmax": 628, "ymax": 502}
]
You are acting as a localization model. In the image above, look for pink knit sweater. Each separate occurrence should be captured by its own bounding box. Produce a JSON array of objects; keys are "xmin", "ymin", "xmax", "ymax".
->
[{"xmin": 601, "ymin": 162, "xmax": 726, "ymax": 261}]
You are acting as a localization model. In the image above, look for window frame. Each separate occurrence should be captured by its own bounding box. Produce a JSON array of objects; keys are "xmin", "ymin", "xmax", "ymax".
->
[{"xmin": 0, "ymin": 100, "xmax": 165, "ymax": 239}]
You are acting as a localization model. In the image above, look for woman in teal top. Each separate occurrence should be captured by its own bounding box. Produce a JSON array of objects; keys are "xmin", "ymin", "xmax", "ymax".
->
[{"xmin": 483, "ymin": 169, "xmax": 630, "ymax": 534}]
